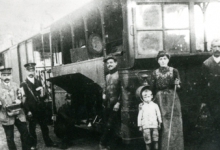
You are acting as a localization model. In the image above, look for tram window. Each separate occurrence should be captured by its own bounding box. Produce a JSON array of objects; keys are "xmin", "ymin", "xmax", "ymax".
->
[
  {"xmin": 3, "ymin": 51, "xmax": 11, "ymax": 68},
  {"xmin": 27, "ymin": 40, "xmax": 34, "ymax": 63},
  {"xmin": 137, "ymin": 31, "xmax": 163, "ymax": 55},
  {"xmin": 136, "ymin": 3, "xmax": 189, "ymax": 55},
  {"xmin": 33, "ymin": 34, "xmax": 51, "ymax": 67},
  {"xmin": 164, "ymin": 4, "xmax": 189, "ymax": 29},
  {"xmin": 70, "ymin": 17, "xmax": 89, "ymax": 63},
  {"xmin": 62, "ymin": 24, "xmax": 72, "ymax": 64},
  {"xmin": 0, "ymin": 53, "xmax": 4, "ymax": 68},
  {"xmin": 87, "ymin": 8, "xmax": 102, "ymax": 37},
  {"xmin": 136, "ymin": 4, "xmax": 162, "ymax": 29},
  {"xmin": 52, "ymin": 31, "xmax": 62, "ymax": 66},
  {"xmin": 194, "ymin": 5, "xmax": 204, "ymax": 51},
  {"xmin": 206, "ymin": 2, "xmax": 220, "ymax": 50},
  {"xmin": 104, "ymin": 0, "xmax": 123, "ymax": 54},
  {"xmin": 194, "ymin": 2, "xmax": 220, "ymax": 51},
  {"xmin": 165, "ymin": 30, "xmax": 189, "ymax": 52},
  {"xmin": 74, "ymin": 18, "xmax": 86, "ymax": 48}
]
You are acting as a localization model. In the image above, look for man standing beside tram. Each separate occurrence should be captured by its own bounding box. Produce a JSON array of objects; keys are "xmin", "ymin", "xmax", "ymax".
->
[
  {"xmin": 0, "ymin": 68, "xmax": 33, "ymax": 150},
  {"xmin": 201, "ymin": 39, "xmax": 220, "ymax": 140},
  {"xmin": 99, "ymin": 55, "xmax": 121, "ymax": 150},
  {"xmin": 20, "ymin": 63, "xmax": 57, "ymax": 150}
]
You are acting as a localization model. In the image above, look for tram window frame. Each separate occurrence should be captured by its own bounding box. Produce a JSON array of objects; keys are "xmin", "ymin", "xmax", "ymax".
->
[{"xmin": 135, "ymin": 2, "xmax": 190, "ymax": 58}]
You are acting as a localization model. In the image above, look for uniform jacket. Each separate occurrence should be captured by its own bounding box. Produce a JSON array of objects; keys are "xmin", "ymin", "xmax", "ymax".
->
[
  {"xmin": 103, "ymin": 70, "xmax": 121, "ymax": 108},
  {"xmin": 138, "ymin": 101, "xmax": 162, "ymax": 129},
  {"xmin": 20, "ymin": 78, "xmax": 46, "ymax": 117},
  {"xmin": 0, "ymin": 82, "xmax": 26, "ymax": 125}
]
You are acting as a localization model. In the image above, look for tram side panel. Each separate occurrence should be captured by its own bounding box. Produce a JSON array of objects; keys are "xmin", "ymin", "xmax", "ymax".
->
[
  {"xmin": 18, "ymin": 43, "xmax": 28, "ymax": 82},
  {"xmin": 9, "ymin": 45, "xmax": 20, "ymax": 85}
]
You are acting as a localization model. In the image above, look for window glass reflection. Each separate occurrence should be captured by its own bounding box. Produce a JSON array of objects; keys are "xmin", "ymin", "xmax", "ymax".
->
[
  {"xmin": 164, "ymin": 4, "xmax": 189, "ymax": 29},
  {"xmin": 137, "ymin": 31, "xmax": 163, "ymax": 55},
  {"xmin": 165, "ymin": 30, "xmax": 189, "ymax": 52},
  {"xmin": 136, "ymin": 4, "xmax": 162, "ymax": 29}
]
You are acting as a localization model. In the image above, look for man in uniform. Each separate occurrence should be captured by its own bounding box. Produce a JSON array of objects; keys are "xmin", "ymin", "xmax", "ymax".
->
[
  {"xmin": 20, "ymin": 63, "xmax": 57, "ymax": 149},
  {"xmin": 0, "ymin": 68, "xmax": 33, "ymax": 150},
  {"xmin": 99, "ymin": 55, "xmax": 121, "ymax": 150},
  {"xmin": 201, "ymin": 39, "xmax": 220, "ymax": 139}
]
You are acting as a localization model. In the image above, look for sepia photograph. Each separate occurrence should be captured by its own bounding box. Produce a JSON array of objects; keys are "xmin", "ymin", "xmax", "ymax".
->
[{"xmin": 0, "ymin": 0, "xmax": 220, "ymax": 150}]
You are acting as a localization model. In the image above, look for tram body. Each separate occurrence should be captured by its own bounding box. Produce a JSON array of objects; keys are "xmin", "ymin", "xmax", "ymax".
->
[
  {"xmin": 48, "ymin": 0, "xmax": 220, "ymax": 144},
  {"xmin": 1, "ymin": 0, "xmax": 220, "ymax": 145}
]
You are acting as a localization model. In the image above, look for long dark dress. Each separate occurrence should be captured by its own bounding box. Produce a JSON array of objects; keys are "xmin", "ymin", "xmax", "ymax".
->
[{"xmin": 151, "ymin": 67, "xmax": 184, "ymax": 150}]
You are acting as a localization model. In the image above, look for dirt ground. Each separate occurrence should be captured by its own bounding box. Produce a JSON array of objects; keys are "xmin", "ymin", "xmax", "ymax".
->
[
  {"xmin": 0, "ymin": 123, "xmax": 137, "ymax": 150},
  {"xmin": 0, "ymin": 123, "xmax": 220, "ymax": 150},
  {"xmin": 0, "ymin": 124, "xmax": 102, "ymax": 150}
]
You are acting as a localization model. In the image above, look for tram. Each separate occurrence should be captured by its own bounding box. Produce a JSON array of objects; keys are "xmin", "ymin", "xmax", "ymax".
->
[{"xmin": 1, "ymin": 0, "xmax": 220, "ymax": 146}]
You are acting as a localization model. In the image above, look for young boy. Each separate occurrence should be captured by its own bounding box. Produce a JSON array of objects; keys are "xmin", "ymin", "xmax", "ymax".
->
[{"xmin": 138, "ymin": 89, "xmax": 162, "ymax": 150}]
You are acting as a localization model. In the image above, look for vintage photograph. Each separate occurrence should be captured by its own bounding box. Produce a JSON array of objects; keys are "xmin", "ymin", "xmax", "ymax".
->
[{"xmin": 0, "ymin": 0, "xmax": 220, "ymax": 150}]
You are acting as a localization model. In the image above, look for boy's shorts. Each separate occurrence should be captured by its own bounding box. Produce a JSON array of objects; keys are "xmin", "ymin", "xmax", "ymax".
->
[{"xmin": 143, "ymin": 128, "xmax": 159, "ymax": 144}]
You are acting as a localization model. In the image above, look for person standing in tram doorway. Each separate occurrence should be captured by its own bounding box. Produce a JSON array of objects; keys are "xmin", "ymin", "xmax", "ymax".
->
[
  {"xmin": 0, "ymin": 68, "xmax": 33, "ymax": 150},
  {"xmin": 99, "ymin": 54, "xmax": 121, "ymax": 150},
  {"xmin": 200, "ymin": 39, "xmax": 220, "ymax": 143},
  {"xmin": 150, "ymin": 51, "xmax": 184, "ymax": 150},
  {"xmin": 20, "ymin": 63, "xmax": 57, "ymax": 150}
]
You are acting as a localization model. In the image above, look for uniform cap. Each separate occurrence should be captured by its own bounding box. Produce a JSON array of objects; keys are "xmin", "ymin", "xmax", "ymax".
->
[
  {"xmin": 0, "ymin": 68, "xmax": 12, "ymax": 74},
  {"xmin": 24, "ymin": 63, "xmax": 36, "ymax": 71}
]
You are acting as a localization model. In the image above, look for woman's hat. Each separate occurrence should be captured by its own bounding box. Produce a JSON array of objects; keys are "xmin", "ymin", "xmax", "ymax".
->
[{"xmin": 156, "ymin": 50, "xmax": 170, "ymax": 60}]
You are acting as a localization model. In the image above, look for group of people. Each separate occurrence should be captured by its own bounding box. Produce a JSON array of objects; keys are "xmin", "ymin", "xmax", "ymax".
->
[
  {"xmin": 100, "ymin": 38, "xmax": 220, "ymax": 150},
  {"xmin": 0, "ymin": 39, "xmax": 220, "ymax": 150},
  {"xmin": 0, "ymin": 63, "xmax": 57, "ymax": 150}
]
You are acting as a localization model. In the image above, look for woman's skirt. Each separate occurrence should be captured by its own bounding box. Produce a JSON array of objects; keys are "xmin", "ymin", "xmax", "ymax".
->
[{"xmin": 155, "ymin": 89, "xmax": 184, "ymax": 150}]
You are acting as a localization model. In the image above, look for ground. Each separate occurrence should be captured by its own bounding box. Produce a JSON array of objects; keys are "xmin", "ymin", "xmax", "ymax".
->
[{"xmin": 0, "ymin": 124, "xmax": 220, "ymax": 150}]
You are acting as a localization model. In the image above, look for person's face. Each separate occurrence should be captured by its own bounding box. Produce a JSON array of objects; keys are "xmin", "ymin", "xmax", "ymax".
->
[
  {"xmin": 212, "ymin": 41, "xmax": 220, "ymax": 57},
  {"xmin": 27, "ymin": 69, "xmax": 35, "ymax": 78},
  {"xmin": 142, "ymin": 90, "xmax": 153, "ymax": 103},
  {"xmin": 1, "ymin": 73, "xmax": 11, "ymax": 83},
  {"xmin": 158, "ymin": 56, "xmax": 169, "ymax": 67},
  {"xmin": 106, "ymin": 59, "xmax": 117, "ymax": 71}
]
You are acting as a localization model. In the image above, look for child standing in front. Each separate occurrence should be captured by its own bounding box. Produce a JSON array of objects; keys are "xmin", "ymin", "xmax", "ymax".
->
[{"xmin": 138, "ymin": 89, "xmax": 162, "ymax": 150}]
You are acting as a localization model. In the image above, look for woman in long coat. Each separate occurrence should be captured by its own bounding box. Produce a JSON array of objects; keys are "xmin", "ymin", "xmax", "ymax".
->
[{"xmin": 150, "ymin": 51, "xmax": 184, "ymax": 150}]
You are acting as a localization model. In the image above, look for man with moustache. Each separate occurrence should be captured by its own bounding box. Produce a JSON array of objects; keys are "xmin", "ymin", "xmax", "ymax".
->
[
  {"xmin": 201, "ymin": 39, "xmax": 220, "ymax": 135},
  {"xmin": 20, "ymin": 63, "xmax": 57, "ymax": 150},
  {"xmin": 99, "ymin": 55, "xmax": 121, "ymax": 150},
  {"xmin": 0, "ymin": 68, "xmax": 33, "ymax": 150}
]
